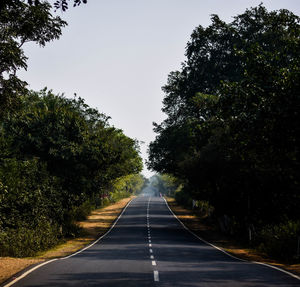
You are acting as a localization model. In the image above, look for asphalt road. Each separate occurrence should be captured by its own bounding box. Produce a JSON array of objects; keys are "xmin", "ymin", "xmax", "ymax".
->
[{"xmin": 6, "ymin": 194, "xmax": 300, "ymax": 287}]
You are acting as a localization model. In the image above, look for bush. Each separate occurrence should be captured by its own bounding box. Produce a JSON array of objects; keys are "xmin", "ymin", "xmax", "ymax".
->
[
  {"xmin": 110, "ymin": 191, "xmax": 131, "ymax": 203},
  {"xmin": 71, "ymin": 200, "xmax": 94, "ymax": 221},
  {"xmin": 194, "ymin": 200, "xmax": 214, "ymax": 217},
  {"xmin": 257, "ymin": 220, "xmax": 300, "ymax": 262},
  {"xmin": 0, "ymin": 221, "xmax": 60, "ymax": 257},
  {"xmin": 175, "ymin": 189, "xmax": 193, "ymax": 208},
  {"xmin": 101, "ymin": 197, "xmax": 110, "ymax": 207},
  {"xmin": 0, "ymin": 159, "xmax": 64, "ymax": 256}
]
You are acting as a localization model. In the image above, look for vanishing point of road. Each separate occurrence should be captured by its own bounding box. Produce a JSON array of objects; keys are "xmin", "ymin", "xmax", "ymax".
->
[{"xmin": 5, "ymin": 193, "xmax": 300, "ymax": 287}]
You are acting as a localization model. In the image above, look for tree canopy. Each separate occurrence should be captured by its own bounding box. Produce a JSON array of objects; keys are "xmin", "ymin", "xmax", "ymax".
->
[
  {"xmin": 148, "ymin": 5, "xmax": 300, "ymax": 232},
  {"xmin": 0, "ymin": 0, "xmax": 87, "ymax": 12},
  {"xmin": 0, "ymin": 90, "xmax": 144, "ymax": 256},
  {"xmin": 0, "ymin": 0, "xmax": 146, "ymax": 257},
  {"xmin": 0, "ymin": 0, "xmax": 67, "ymax": 118}
]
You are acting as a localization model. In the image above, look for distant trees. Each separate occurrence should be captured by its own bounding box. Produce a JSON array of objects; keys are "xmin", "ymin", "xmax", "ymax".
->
[
  {"xmin": 150, "ymin": 174, "xmax": 181, "ymax": 197},
  {"xmin": 109, "ymin": 173, "xmax": 147, "ymax": 202},
  {"xmin": 148, "ymin": 5, "xmax": 300, "ymax": 257}
]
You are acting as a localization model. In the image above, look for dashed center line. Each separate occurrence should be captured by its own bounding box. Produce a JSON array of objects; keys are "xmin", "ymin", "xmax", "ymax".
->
[
  {"xmin": 154, "ymin": 270, "xmax": 159, "ymax": 282},
  {"xmin": 147, "ymin": 197, "xmax": 159, "ymax": 283}
]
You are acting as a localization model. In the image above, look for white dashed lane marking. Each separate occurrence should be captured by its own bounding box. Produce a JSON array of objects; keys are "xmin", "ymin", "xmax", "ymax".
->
[{"xmin": 147, "ymin": 197, "xmax": 160, "ymax": 282}]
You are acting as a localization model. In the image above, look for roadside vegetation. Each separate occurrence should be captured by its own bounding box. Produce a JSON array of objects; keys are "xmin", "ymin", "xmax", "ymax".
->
[
  {"xmin": 164, "ymin": 196, "xmax": 300, "ymax": 276},
  {"xmin": 0, "ymin": 1, "xmax": 146, "ymax": 257},
  {"xmin": 0, "ymin": 197, "xmax": 133, "ymax": 285},
  {"xmin": 148, "ymin": 5, "xmax": 300, "ymax": 263}
]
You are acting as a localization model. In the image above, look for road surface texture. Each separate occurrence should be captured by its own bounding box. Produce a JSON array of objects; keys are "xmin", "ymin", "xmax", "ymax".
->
[{"xmin": 5, "ymin": 194, "xmax": 300, "ymax": 287}]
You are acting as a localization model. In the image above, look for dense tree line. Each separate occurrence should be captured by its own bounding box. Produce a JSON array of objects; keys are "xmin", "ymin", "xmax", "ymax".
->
[
  {"xmin": 0, "ymin": 90, "xmax": 144, "ymax": 257},
  {"xmin": 148, "ymin": 5, "xmax": 300, "ymax": 261},
  {"xmin": 0, "ymin": 1, "xmax": 145, "ymax": 257}
]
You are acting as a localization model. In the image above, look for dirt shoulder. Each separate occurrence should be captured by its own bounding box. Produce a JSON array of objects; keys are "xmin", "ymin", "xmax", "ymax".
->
[
  {"xmin": 165, "ymin": 197, "xmax": 300, "ymax": 277},
  {"xmin": 0, "ymin": 196, "xmax": 134, "ymax": 285}
]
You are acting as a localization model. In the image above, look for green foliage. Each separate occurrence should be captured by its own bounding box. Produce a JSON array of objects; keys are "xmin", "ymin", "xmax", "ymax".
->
[
  {"xmin": 0, "ymin": 158, "xmax": 64, "ymax": 256},
  {"xmin": 110, "ymin": 191, "xmax": 131, "ymax": 203},
  {"xmin": 109, "ymin": 173, "xmax": 147, "ymax": 202},
  {"xmin": 71, "ymin": 200, "xmax": 95, "ymax": 222},
  {"xmin": 174, "ymin": 190, "xmax": 214, "ymax": 218},
  {"xmin": 148, "ymin": 5, "xmax": 300, "ymax": 261},
  {"xmin": 53, "ymin": 0, "xmax": 87, "ymax": 11},
  {"xmin": 0, "ymin": 221, "xmax": 60, "ymax": 257},
  {"xmin": 0, "ymin": 1, "xmax": 67, "ymax": 118},
  {"xmin": 175, "ymin": 189, "xmax": 192, "ymax": 208},
  {"xmin": 0, "ymin": 158, "xmax": 63, "ymax": 229},
  {"xmin": 150, "ymin": 174, "xmax": 181, "ymax": 197},
  {"xmin": 101, "ymin": 197, "xmax": 110, "ymax": 207},
  {"xmin": 257, "ymin": 221, "xmax": 300, "ymax": 262},
  {"xmin": 193, "ymin": 200, "xmax": 214, "ymax": 218},
  {"xmin": 0, "ymin": 0, "xmax": 142, "ymax": 257},
  {"xmin": 0, "ymin": 90, "xmax": 143, "ymax": 257}
]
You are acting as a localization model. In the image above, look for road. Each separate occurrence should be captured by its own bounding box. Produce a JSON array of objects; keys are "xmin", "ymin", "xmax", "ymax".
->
[{"xmin": 5, "ymin": 194, "xmax": 300, "ymax": 287}]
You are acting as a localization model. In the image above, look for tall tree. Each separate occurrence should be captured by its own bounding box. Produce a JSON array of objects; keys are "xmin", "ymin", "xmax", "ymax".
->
[{"xmin": 148, "ymin": 5, "xmax": 300, "ymax": 227}]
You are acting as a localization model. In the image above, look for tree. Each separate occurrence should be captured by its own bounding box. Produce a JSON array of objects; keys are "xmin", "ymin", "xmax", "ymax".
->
[
  {"xmin": 0, "ymin": 1, "xmax": 87, "ymax": 12},
  {"xmin": 53, "ymin": 0, "xmax": 87, "ymax": 11},
  {"xmin": 0, "ymin": 89, "xmax": 143, "ymax": 256},
  {"xmin": 148, "ymin": 5, "xmax": 300, "ymax": 230},
  {"xmin": 3, "ymin": 89, "xmax": 143, "ymax": 200},
  {"xmin": 0, "ymin": 1, "xmax": 67, "ymax": 118}
]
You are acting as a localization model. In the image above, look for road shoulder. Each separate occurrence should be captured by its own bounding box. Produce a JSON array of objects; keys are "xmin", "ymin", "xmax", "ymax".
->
[{"xmin": 165, "ymin": 196, "xmax": 300, "ymax": 277}]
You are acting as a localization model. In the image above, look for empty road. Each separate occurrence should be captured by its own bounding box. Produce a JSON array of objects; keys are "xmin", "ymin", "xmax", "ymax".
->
[{"xmin": 5, "ymin": 194, "xmax": 300, "ymax": 286}]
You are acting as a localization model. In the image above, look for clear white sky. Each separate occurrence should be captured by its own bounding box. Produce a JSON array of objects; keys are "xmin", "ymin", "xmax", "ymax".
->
[{"xmin": 18, "ymin": 0, "xmax": 299, "ymax": 178}]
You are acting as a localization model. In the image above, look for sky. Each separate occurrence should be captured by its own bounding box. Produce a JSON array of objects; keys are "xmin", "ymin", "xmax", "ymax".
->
[{"xmin": 18, "ymin": 0, "xmax": 300, "ymax": 178}]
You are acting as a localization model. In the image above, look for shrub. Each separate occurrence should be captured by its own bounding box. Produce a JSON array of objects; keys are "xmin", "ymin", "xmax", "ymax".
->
[
  {"xmin": 71, "ymin": 200, "xmax": 95, "ymax": 221},
  {"xmin": 101, "ymin": 197, "xmax": 110, "ymax": 207},
  {"xmin": 0, "ymin": 221, "xmax": 60, "ymax": 257},
  {"xmin": 175, "ymin": 189, "xmax": 193, "ymax": 208},
  {"xmin": 257, "ymin": 220, "xmax": 300, "ymax": 262},
  {"xmin": 194, "ymin": 200, "xmax": 215, "ymax": 217},
  {"xmin": 110, "ymin": 191, "xmax": 131, "ymax": 203}
]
